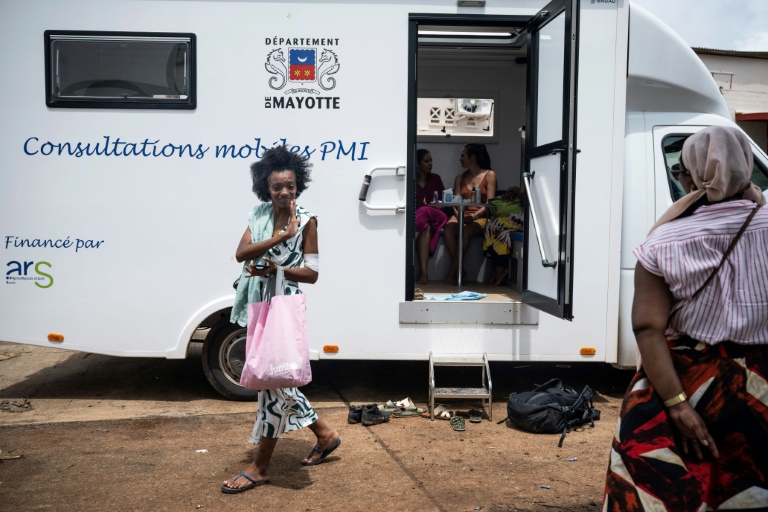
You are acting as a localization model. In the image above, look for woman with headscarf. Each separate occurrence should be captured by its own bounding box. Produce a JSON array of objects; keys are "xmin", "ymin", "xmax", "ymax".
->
[{"xmin": 603, "ymin": 126, "xmax": 768, "ymax": 510}]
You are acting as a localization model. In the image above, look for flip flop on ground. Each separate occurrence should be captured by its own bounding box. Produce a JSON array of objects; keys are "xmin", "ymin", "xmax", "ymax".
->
[
  {"xmin": 301, "ymin": 437, "xmax": 342, "ymax": 466},
  {"xmin": 221, "ymin": 472, "xmax": 269, "ymax": 494},
  {"xmin": 468, "ymin": 409, "xmax": 483, "ymax": 423},
  {"xmin": 450, "ymin": 416, "xmax": 466, "ymax": 431}
]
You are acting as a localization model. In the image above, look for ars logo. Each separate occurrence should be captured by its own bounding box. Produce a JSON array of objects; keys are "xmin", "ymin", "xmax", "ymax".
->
[
  {"xmin": 265, "ymin": 48, "xmax": 340, "ymax": 92},
  {"xmin": 5, "ymin": 260, "xmax": 54, "ymax": 289}
]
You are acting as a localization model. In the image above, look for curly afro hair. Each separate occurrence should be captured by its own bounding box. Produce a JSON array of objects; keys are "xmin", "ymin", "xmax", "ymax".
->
[{"xmin": 250, "ymin": 145, "xmax": 312, "ymax": 202}]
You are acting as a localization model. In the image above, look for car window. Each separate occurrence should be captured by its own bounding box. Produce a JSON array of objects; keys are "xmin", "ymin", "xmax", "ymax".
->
[
  {"xmin": 750, "ymin": 154, "xmax": 768, "ymax": 190},
  {"xmin": 661, "ymin": 135, "xmax": 687, "ymax": 201},
  {"xmin": 662, "ymin": 134, "xmax": 768, "ymax": 201}
]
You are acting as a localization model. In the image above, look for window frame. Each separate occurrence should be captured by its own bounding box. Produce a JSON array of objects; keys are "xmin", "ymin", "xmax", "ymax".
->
[
  {"xmin": 661, "ymin": 132, "xmax": 768, "ymax": 203},
  {"xmin": 416, "ymin": 90, "xmax": 500, "ymax": 143},
  {"xmin": 44, "ymin": 30, "xmax": 196, "ymax": 110}
]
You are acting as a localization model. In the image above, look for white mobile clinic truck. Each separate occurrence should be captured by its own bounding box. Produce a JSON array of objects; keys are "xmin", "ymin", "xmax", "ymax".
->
[{"xmin": 2, "ymin": 0, "xmax": 767, "ymax": 399}]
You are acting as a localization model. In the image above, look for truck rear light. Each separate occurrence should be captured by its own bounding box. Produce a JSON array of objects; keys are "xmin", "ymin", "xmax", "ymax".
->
[{"xmin": 48, "ymin": 333, "xmax": 64, "ymax": 342}]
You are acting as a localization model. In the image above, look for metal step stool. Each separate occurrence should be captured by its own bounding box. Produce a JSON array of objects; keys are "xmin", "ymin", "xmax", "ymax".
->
[{"xmin": 428, "ymin": 352, "xmax": 492, "ymax": 421}]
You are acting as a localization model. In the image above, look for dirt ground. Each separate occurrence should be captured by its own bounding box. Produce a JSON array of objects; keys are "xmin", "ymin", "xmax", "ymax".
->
[{"xmin": 0, "ymin": 342, "xmax": 633, "ymax": 511}]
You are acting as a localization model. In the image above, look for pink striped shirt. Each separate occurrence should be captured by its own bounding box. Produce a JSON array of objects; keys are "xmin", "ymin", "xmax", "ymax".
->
[{"xmin": 634, "ymin": 200, "xmax": 768, "ymax": 345}]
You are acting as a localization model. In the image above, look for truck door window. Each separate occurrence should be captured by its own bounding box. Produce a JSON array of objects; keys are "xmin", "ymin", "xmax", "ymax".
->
[
  {"xmin": 661, "ymin": 135, "xmax": 688, "ymax": 201},
  {"xmin": 663, "ymin": 134, "xmax": 768, "ymax": 201},
  {"xmin": 750, "ymin": 157, "xmax": 768, "ymax": 190}
]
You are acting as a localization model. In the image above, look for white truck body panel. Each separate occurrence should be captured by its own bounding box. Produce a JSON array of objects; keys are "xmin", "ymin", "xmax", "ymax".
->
[{"xmin": 0, "ymin": 0, "xmax": 758, "ymax": 381}]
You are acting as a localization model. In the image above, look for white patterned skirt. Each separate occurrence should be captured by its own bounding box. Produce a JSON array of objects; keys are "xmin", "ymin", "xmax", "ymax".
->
[{"xmin": 248, "ymin": 387, "xmax": 318, "ymax": 445}]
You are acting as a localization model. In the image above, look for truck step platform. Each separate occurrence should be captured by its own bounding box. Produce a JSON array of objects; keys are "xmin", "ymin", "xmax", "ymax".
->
[{"xmin": 428, "ymin": 352, "xmax": 492, "ymax": 421}]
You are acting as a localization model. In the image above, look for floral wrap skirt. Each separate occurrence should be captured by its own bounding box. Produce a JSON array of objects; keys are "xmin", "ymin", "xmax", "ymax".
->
[
  {"xmin": 248, "ymin": 387, "xmax": 318, "ymax": 445},
  {"xmin": 603, "ymin": 337, "xmax": 768, "ymax": 511}
]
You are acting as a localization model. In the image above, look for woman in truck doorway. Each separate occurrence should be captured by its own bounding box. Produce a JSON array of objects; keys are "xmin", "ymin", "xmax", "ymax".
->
[
  {"xmin": 415, "ymin": 148, "xmax": 449, "ymax": 284},
  {"xmin": 603, "ymin": 126, "xmax": 768, "ymax": 510},
  {"xmin": 443, "ymin": 143, "xmax": 497, "ymax": 285},
  {"xmin": 223, "ymin": 145, "xmax": 340, "ymax": 494}
]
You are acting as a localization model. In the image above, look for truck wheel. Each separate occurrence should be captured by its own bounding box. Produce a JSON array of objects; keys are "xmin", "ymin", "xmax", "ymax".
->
[{"xmin": 201, "ymin": 322, "xmax": 258, "ymax": 401}]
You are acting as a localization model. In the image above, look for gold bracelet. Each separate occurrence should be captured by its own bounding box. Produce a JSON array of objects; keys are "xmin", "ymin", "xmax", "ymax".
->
[{"xmin": 662, "ymin": 392, "xmax": 687, "ymax": 408}]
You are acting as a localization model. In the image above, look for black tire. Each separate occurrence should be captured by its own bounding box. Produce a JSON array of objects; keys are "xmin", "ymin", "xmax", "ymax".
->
[{"xmin": 201, "ymin": 322, "xmax": 259, "ymax": 401}]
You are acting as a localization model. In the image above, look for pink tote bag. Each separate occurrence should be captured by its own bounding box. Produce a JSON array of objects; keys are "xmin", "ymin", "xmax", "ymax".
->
[{"xmin": 240, "ymin": 270, "xmax": 312, "ymax": 390}]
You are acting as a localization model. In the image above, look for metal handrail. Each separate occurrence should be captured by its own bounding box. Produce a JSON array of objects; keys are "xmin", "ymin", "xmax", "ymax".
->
[
  {"xmin": 358, "ymin": 166, "xmax": 406, "ymax": 212},
  {"xmin": 483, "ymin": 352, "xmax": 493, "ymax": 422},
  {"xmin": 523, "ymin": 171, "xmax": 557, "ymax": 268}
]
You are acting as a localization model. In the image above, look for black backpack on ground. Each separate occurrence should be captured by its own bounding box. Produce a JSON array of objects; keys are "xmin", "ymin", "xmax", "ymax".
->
[{"xmin": 497, "ymin": 378, "xmax": 601, "ymax": 447}]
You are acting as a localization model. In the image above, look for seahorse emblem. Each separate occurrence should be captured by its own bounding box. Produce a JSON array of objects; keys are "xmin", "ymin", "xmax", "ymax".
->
[
  {"xmin": 317, "ymin": 49, "xmax": 340, "ymax": 91},
  {"xmin": 265, "ymin": 49, "xmax": 287, "ymax": 90}
]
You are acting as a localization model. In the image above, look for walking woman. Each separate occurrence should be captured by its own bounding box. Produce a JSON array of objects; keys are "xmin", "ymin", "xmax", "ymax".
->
[
  {"xmin": 603, "ymin": 126, "xmax": 768, "ymax": 510},
  {"xmin": 222, "ymin": 145, "xmax": 340, "ymax": 494}
]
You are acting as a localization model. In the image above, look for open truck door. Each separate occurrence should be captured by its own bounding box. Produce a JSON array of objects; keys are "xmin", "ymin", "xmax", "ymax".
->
[{"xmin": 522, "ymin": 0, "xmax": 579, "ymax": 320}]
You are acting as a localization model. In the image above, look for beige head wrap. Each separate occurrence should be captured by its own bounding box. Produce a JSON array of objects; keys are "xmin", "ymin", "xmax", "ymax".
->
[{"xmin": 649, "ymin": 125, "xmax": 765, "ymax": 233}]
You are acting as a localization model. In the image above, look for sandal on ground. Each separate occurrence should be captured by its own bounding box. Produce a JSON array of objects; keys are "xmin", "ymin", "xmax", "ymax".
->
[
  {"xmin": 392, "ymin": 405, "xmax": 425, "ymax": 418},
  {"xmin": 450, "ymin": 416, "xmax": 466, "ymax": 431},
  {"xmin": 421, "ymin": 404, "xmax": 453, "ymax": 420},
  {"xmin": 378, "ymin": 401, "xmax": 402, "ymax": 413},
  {"xmin": 394, "ymin": 397, "xmax": 415, "ymax": 409},
  {"xmin": 301, "ymin": 437, "xmax": 341, "ymax": 466},
  {"xmin": 468, "ymin": 409, "xmax": 483, "ymax": 423},
  {"xmin": 221, "ymin": 472, "xmax": 269, "ymax": 494},
  {"xmin": 380, "ymin": 397, "xmax": 416, "ymax": 413}
]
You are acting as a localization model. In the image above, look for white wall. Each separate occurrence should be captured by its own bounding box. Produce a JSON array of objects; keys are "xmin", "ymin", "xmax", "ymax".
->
[{"xmin": 417, "ymin": 54, "xmax": 527, "ymax": 192}]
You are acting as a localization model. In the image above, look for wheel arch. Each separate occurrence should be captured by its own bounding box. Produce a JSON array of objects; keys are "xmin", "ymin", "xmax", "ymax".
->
[{"xmin": 169, "ymin": 296, "xmax": 235, "ymax": 359}]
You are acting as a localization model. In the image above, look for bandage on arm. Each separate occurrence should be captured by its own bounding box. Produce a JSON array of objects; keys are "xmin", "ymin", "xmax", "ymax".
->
[{"xmin": 304, "ymin": 253, "xmax": 319, "ymax": 272}]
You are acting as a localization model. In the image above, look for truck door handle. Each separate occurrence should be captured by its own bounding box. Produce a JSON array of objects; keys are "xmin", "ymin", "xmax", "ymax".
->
[
  {"xmin": 359, "ymin": 166, "xmax": 406, "ymax": 213},
  {"xmin": 522, "ymin": 171, "xmax": 557, "ymax": 268}
]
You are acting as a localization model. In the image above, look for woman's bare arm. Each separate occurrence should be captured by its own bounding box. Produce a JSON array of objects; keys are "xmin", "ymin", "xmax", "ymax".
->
[
  {"xmin": 235, "ymin": 227, "xmax": 292, "ymax": 263},
  {"xmin": 235, "ymin": 202, "xmax": 301, "ymax": 263},
  {"xmin": 281, "ymin": 217, "xmax": 318, "ymax": 284},
  {"xmin": 632, "ymin": 263, "xmax": 718, "ymax": 459},
  {"xmin": 452, "ymin": 173, "xmax": 463, "ymax": 217},
  {"xmin": 473, "ymin": 170, "xmax": 497, "ymax": 219}
]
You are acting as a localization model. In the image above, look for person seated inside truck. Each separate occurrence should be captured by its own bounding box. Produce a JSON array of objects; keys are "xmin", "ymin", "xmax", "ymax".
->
[
  {"xmin": 414, "ymin": 149, "xmax": 449, "ymax": 284},
  {"xmin": 443, "ymin": 143, "xmax": 497, "ymax": 285},
  {"xmin": 483, "ymin": 186, "xmax": 525, "ymax": 286}
]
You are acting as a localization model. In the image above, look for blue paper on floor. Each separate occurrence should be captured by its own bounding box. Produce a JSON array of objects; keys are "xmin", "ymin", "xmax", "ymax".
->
[{"xmin": 424, "ymin": 291, "xmax": 487, "ymax": 301}]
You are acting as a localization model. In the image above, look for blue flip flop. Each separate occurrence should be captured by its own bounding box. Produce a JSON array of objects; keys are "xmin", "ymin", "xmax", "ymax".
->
[
  {"xmin": 221, "ymin": 472, "xmax": 269, "ymax": 494},
  {"xmin": 302, "ymin": 437, "xmax": 341, "ymax": 466}
]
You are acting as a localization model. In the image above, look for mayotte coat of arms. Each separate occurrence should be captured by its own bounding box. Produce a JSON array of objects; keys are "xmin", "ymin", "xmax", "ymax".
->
[{"xmin": 265, "ymin": 47, "xmax": 340, "ymax": 92}]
